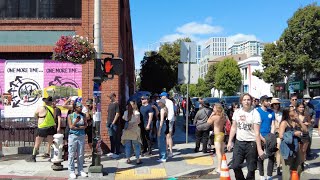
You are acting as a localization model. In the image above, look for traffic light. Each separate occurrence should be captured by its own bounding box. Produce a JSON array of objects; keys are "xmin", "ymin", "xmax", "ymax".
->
[
  {"xmin": 102, "ymin": 57, "xmax": 123, "ymax": 80},
  {"xmin": 104, "ymin": 57, "xmax": 113, "ymax": 74}
]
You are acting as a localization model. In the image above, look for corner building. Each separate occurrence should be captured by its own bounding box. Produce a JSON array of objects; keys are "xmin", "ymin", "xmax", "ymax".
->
[{"xmin": 0, "ymin": 0, "xmax": 135, "ymax": 151}]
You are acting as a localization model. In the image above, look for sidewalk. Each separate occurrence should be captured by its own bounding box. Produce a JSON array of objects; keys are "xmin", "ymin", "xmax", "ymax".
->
[{"xmin": 0, "ymin": 115, "xmax": 319, "ymax": 179}]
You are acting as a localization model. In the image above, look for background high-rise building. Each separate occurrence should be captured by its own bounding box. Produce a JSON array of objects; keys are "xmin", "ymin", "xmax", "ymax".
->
[
  {"xmin": 228, "ymin": 40, "xmax": 265, "ymax": 57},
  {"xmin": 199, "ymin": 37, "xmax": 227, "ymax": 78}
]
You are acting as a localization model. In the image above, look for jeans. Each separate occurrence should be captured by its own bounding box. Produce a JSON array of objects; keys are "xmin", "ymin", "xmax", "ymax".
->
[
  {"xmin": 257, "ymin": 143, "xmax": 275, "ymax": 176},
  {"xmin": 140, "ymin": 123, "xmax": 152, "ymax": 154},
  {"xmin": 108, "ymin": 124, "xmax": 121, "ymax": 154},
  {"xmin": 307, "ymin": 125, "xmax": 313, "ymax": 156},
  {"xmin": 68, "ymin": 134, "xmax": 85, "ymax": 173},
  {"xmin": 157, "ymin": 121, "xmax": 167, "ymax": 160},
  {"xmin": 195, "ymin": 129, "xmax": 209, "ymax": 152},
  {"xmin": 124, "ymin": 140, "xmax": 140, "ymax": 159},
  {"xmin": 231, "ymin": 140, "xmax": 258, "ymax": 180}
]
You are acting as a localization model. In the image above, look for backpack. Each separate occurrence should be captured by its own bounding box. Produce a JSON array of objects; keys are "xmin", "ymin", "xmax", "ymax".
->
[{"xmin": 225, "ymin": 118, "xmax": 231, "ymax": 135}]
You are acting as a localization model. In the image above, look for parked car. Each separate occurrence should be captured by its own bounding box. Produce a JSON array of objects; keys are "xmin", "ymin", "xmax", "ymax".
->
[
  {"xmin": 221, "ymin": 96, "xmax": 240, "ymax": 109},
  {"xmin": 203, "ymin": 97, "xmax": 220, "ymax": 107}
]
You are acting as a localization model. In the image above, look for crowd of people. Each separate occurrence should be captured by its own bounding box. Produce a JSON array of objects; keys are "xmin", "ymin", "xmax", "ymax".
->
[
  {"xmin": 192, "ymin": 93, "xmax": 316, "ymax": 180},
  {"xmin": 24, "ymin": 91, "xmax": 317, "ymax": 179},
  {"xmin": 25, "ymin": 91, "xmax": 179, "ymax": 179}
]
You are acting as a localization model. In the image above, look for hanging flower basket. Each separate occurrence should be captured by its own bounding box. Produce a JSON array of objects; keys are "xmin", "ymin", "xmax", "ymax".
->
[{"xmin": 52, "ymin": 35, "xmax": 96, "ymax": 64}]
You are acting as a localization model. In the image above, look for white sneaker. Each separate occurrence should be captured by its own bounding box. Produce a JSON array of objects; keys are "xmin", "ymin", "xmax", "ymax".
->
[
  {"xmin": 107, "ymin": 153, "xmax": 114, "ymax": 157},
  {"xmin": 69, "ymin": 173, "xmax": 76, "ymax": 179},
  {"xmin": 168, "ymin": 152, "xmax": 173, "ymax": 158},
  {"xmin": 79, "ymin": 171, "xmax": 88, "ymax": 177},
  {"xmin": 157, "ymin": 158, "xmax": 167, "ymax": 163},
  {"xmin": 112, "ymin": 154, "xmax": 120, "ymax": 158},
  {"xmin": 260, "ymin": 176, "xmax": 266, "ymax": 180}
]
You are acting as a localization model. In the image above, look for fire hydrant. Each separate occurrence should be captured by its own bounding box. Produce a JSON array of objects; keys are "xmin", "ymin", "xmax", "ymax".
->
[{"xmin": 51, "ymin": 134, "xmax": 64, "ymax": 171}]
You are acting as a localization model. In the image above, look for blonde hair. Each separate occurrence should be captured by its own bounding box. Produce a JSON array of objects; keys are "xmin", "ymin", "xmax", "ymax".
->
[{"xmin": 214, "ymin": 103, "xmax": 225, "ymax": 118}]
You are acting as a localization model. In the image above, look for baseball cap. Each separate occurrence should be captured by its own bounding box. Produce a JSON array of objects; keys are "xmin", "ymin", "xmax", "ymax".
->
[
  {"xmin": 260, "ymin": 95, "xmax": 272, "ymax": 102},
  {"xmin": 202, "ymin": 100, "xmax": 210, "ymax": 108},
  {"xmin": 141, "ymin": 95, "xmax": 149, "ymax": 99},
  {"xmin": 157, "ymin": 99, "xmax": 166, "ymax": 105},
  {"xmin": 159, "ymin": 92, "xmax": 168, "ymax": 97},
  {"xmin": 71, "ymin": 96, "xmax": 78, "ymax": 101},
  {"xmin": 42, "ymin": 96, "xmax": 53, "ymax": 102}
]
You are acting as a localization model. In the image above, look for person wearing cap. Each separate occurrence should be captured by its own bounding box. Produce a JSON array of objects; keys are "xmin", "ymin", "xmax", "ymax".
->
[
  {"xmin": 140, "ymin": 95, "xmax": 154, "ymax": 156},
  {"xmin": 270, "ymin": 98, "xmax": 282, "ymax": 176},
  {"xmin": 302, "ymin": 94, "xmax": 315, "ymax": 158},
  {"xmin": 106, "ymin": 92, "xmax": 121, "ymax": 158},
  {"xmin": 67, "ymin": 102, "xmax": 88, "ymax": 179},
  {"xmin": 26, "ymin": 96, "xmax": 56, "ymax": 162},
  {"xmin": 256, "ymin": 95, "xmax": 276, "ymax": 180},
  {"xmin": 156, "ymin": 99, "xmax": 168, "ymax": 162},
  {"xmin": 193, "ymin": 100, "xmax": 212, "ymax": 153},
  {"xmin": 254, "ymin": 98, "xmax": 261, "ymax": 108},
  {"xmin": 82, "ymin": 99, "xmax": 94, "ymax": 157},
  {"xmin": 160, "ymin": 92, "xmax": 175, "ymax": 157},
  {"xmin": 207, "ymin": 103, "xmax": 227, "ymax": 174},
  {"xmin": 227, "ymin": 93, "xmax": 264, "ymax": 180}
]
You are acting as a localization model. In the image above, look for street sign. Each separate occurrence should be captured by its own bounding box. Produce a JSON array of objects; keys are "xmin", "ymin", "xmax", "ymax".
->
[
  {"xmin": 177, "ymin": 63, "xmax": 199, "ymax": 84},
  {"xmin": 180, "ymin": 42, "xmax": 197, "ymax": 63}
]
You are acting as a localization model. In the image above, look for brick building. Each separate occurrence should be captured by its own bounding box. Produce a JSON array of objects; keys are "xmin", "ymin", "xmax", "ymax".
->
[{"xmin": 0, "ymin": 0, "xmax": 135, "ymax": 151}]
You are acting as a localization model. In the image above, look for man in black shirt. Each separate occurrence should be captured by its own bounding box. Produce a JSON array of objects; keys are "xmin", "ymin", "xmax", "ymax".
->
[
  {"xmin": 140, "ymin": 95, "xmax": 154, "ymax": 155},
  {"xmin": 106, "ymin": 93, "xmax": 120, "ymax": 158}
]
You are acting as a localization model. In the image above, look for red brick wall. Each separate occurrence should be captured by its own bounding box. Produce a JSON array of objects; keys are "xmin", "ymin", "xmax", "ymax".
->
[{"xmin": 0, "ymin": 0, "xmax": 135, "ymax": 153}]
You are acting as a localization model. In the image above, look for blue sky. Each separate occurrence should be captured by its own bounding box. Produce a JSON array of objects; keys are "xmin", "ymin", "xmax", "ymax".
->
[{"xmin": 130, "ymin": 0, "xmax": 319, "ymax": 69}]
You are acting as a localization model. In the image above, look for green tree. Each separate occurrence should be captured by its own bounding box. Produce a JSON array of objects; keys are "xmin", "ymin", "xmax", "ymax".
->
[
  {"xmin": 252, "ymin": 42, "xmax": 287, "ymax": 84},
  {"xmin": 279, "ymin": 4, "xmax": 320, "ymax": 93},
  {"xmin": 253, "ymin": 4, "xmax": 320, "ymax": 94},
  {"xmin": 140, "ymin": 52, "xmax": 174, "ymax": 93},
  {"xmin": 158, "ymin": 38, "xmax": 192, "ymax": 88},
  {"xmin": 214, "ymin": 58, "xmax": 242, "ymax": 96},
  {"xmin": 205, "ymin": 63, "xmax": 217, "ymax": 90}
]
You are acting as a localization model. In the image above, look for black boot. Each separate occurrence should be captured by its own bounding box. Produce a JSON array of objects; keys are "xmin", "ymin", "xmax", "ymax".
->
[
  {"xmin": 277, "ymin": 167, "xmax": 281, "ymax": 176},
  {"xmin": 25, "ymin": 155, "xmax": 36, "ymax": 162},
  {"xmin": 194, "ymin": 147, "xmax": 199, "ymax": 153}
]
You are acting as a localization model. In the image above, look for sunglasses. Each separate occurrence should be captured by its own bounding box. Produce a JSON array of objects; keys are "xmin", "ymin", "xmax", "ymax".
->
[
  {"xmin": 291, "ymin": 99, "xmax": 298, "ymax": 101},
  {"xmin": 141, "ymin": 98, "xmax": 146, "ymax": 100}
]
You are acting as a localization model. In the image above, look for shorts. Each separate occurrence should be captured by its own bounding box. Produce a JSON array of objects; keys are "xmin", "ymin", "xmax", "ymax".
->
[
  {"xmin": 165, "ymin": 120, "xmax": 175, "ymax": 135},
  {"xmin": 85, "ymin": 125, "xmax": 93, "ymax": 144},
  {"xmin": 214, "ymin": 132, "xmax": 225, "ymax": 142},
  {"xmin": 37, "ymin": 126, "xmax": 56, "ymax": 138}
]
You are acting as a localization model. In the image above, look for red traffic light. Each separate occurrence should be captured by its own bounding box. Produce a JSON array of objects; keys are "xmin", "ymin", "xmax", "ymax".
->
[{"xmin": 104, "ymin": 58, "xmax": 113, "ymax": 73}]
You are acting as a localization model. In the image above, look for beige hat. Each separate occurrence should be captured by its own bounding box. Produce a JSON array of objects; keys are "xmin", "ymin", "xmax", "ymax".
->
[{"xmin": 270, "ymin": 99, "xmax": 281, "ymax": 105}]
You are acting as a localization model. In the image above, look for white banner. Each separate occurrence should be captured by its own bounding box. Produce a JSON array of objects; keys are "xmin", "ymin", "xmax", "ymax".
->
[{"xmin": 4, "ymin": 60, "xmax": 44, "ymax": 118}]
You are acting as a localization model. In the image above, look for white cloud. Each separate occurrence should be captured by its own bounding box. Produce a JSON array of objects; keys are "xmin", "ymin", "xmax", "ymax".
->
[
  {"xmin": 227, "ymin": 33, "xmax": 258, "ymax": 48},
  {"xmin": 176, "ymin": 22, "xmax": 223, "ymax": 35},
  {"xmin": 204, "ymin": 16, "xmax": 213, "ymax": 24},
  {"xmin": 159, "ymin": 33, "xmax": 189, "ymax": 42}
]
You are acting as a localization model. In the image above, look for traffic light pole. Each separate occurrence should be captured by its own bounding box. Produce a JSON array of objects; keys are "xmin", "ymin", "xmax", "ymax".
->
[{"xmin": 89, "ymin": 0, "xmax": 103, "ymax": 177}]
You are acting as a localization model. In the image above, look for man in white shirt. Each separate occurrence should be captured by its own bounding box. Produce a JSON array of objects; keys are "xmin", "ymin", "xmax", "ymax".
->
[{"xmin": 160, "ymin": 92, "xmax": 175, "ymax": 157}]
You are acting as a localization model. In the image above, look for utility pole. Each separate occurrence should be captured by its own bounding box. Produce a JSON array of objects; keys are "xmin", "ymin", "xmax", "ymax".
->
[
  {"xmin": 186, "ymin": 44, "xmax": 190, "ymax": 144},
  {"xmin": 89, "ymin": 0, "xmax": 104, "ymax": 177}
]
